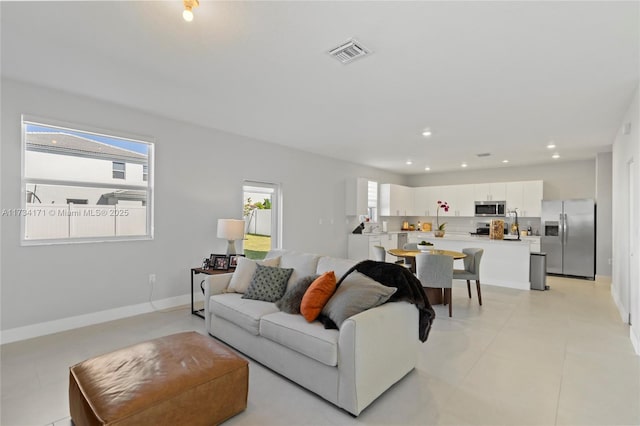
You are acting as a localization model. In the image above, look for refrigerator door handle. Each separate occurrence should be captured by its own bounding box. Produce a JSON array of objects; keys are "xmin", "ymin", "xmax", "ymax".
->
[
  {"xmin": 564, "ymin": 213, "xmax": 568, "ymax": 244},
  {"xmin": 559, "ymin": 213, "xmax": 564, "ymax": 242}
]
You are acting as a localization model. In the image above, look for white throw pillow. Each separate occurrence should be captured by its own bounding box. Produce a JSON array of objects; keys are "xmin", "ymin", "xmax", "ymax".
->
[{"xmin": 228, "ymin": 256, "xmax": 281, "ymax": 293}]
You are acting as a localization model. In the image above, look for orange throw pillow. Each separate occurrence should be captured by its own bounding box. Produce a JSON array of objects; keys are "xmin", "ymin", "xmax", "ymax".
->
[{"xmin": 300, "ymin": 271, "xmax": 337, "ymax": 322}]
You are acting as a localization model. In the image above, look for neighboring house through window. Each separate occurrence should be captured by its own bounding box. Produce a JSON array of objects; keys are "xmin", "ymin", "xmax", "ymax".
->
[{"xmin": 21, "ymin": 115, "xmax": 154, "ymax": 244}]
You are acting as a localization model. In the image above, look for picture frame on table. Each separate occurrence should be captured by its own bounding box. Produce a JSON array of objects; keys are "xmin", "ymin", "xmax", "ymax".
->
[
  {"xmin": 212, "ymin": 255, "xmax": 230, "ymax": 270},
  {"xmin": 228, "ymin": 254, "xmax": 245, "ymax": 269}
]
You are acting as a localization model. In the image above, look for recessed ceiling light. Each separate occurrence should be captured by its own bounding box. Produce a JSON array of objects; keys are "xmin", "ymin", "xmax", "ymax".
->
[
  {"xmin": 422, "ymin": 128, "xmax": 432, "ymax": 137},
  {"xmin": 406, "ymin": 160, "xmax": 413, "ymax": 165},
  {"xmin": 424, "ymin": 167, "xmax": 431, "ymax": 171},
  {"xmin": 461, "ymin": 163, "xmax": 468, "ymax": 168},
  {"xmin": 552, "ymin": 153, "xmax": 560, "ymax": 159},
  {"xmin": 502, "ymin": 159, "xmax": 509, "ymax": 163},
  {"xmin": 547, "ymin": 142, "xmax": 556, "ymax": 149},
  {"xmin": 51, "ymin": 139, "xmax": 57, "ymax": 144}
]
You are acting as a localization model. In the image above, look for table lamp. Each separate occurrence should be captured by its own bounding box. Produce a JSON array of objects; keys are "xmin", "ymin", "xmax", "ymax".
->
[{"xmin": 217, "ymin": 219, "xmax": 245, "ymax": 255}]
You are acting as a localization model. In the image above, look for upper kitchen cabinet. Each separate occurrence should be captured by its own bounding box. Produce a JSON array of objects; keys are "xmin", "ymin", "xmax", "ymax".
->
[
  {"xmin": 345, "ymin": 177, "xmax": 369, "ymax": 216},
  {"xmin": 415, "ymin": 184, "xmax": 476, "ymax": 217},
  {"xmin": 522, "ymin": 180, "xmax": 543, "ymax": 217},
  {"xmin": 506, "ymin": 180, "xmax": 543, "ymax": 217},
  {"xmin": 414, "ymin": 186, "xmax": 440, "ymax": 216},
  {"xmin": 380, "ymin": 184, "xmax": 414, "ymax": 216},
  {"xmin": 448, "ymin": 184, "xmax": 475, "ymax": 216},
  {"xmin": 475, "ymin": 182, "xmax": 506, "ymax": 201}
]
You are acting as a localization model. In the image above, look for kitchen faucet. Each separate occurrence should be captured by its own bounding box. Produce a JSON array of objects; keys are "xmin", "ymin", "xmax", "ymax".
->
[{"xmin": 508, "ymin": 209, "xmax": 521, "ymax": 240}]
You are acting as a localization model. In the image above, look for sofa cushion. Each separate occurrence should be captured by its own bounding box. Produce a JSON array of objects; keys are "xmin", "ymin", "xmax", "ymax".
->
[
  {"xmin": 300, "ymin": 271, "xmax": 337, "ymax": 322},
  {"xmin": 210, "ymin": 293, "xmax": 279, "ymax": 335},
  {"xmin": 228, "ymin": 257, "xmax": 281, "ymax": 293},
  {"xmin": 322, "ymin": 271, "xmax": 397, "ymax": 327},
  {"xmin": 275, "ymin": 274, "xmax": 319, "ymax": 313},
  {"xmin": 273, "ymin": 251, "xmax": 321, "ymax": 291},
  {"xmin": 260, "ymin": 312, "xmax": 339, "ymax": 367},
  {"xmin": 316, "ymin": 256, "xmax": 357, "ymax": 280},
  {"xmin": 241, "ymin": 264, "xmax": 293, "ymax": 302}
]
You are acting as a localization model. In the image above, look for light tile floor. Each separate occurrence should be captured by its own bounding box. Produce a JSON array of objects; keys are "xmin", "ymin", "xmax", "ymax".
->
[{"xmin": 1, "ymin": 276, "xmax": 638, "ymax": 426}]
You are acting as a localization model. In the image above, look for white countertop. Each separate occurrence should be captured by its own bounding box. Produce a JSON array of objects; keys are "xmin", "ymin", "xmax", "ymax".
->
[{"xmin": 360, "ymin": 231, "xmax": 539, "ymax": 244}]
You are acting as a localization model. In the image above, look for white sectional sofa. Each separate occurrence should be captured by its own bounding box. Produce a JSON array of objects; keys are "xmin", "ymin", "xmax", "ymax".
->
[{"xmin": 202, "ymin": 249, "xmax": 420, "ymax": 416}]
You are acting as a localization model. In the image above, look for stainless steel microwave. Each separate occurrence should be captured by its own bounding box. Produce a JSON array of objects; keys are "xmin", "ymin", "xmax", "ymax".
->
[{"xmin": 474, "ymin": 201, "xmax": 506, "ymax": 217}]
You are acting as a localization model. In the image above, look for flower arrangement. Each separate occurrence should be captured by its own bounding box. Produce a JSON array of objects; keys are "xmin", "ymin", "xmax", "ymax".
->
[{"xmin": 436, "ymin": 200, "xmax": 450, "ymax": 231}]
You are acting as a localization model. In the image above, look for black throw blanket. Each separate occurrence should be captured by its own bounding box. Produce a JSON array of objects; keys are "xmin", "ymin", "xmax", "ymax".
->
[{"xmin": 330, "ymin": 260, "xmax": 435, "ymax": 342}]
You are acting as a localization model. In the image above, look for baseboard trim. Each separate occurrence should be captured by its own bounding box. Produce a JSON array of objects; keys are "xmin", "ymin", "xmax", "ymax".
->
[
  {"xmin": 631, "ymin": 326, "xmax": 640, "ymax": 356},
  {"xmin": 610, "ymin": 281, "xmax": 630, "ymax": 323},
  {"xmin": 0, "ymin": 294, "xmax": 191, "ymax": 345}
]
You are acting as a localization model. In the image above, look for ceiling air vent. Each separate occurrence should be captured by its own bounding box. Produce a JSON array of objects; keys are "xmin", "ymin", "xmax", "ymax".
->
[
  {"xmin": 476, "ymin": 153, "xmax": 491, "ymax": 158},
  {"xmin": 328, "ymin": 39, "xmax": 371, "ymax": 64}
]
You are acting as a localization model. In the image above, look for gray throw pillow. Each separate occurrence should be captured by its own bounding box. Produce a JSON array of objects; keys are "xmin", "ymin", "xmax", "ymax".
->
[
  {"xmin": 321, "ymin": 271, "xmax": 397, "ymax": 327},
  {"xmin": 275, "ymin": 274, "xmax": 319, "ymax": 313},
  {"xmin": 242, "ymin": 264, "xmax": 294, "ymax": 302}
]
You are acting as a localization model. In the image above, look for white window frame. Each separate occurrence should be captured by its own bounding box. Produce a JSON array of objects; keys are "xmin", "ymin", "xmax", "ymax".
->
[
  {"xmin": 20, "ymin": 114, "xmax": 155, "ymax": 245},
  {"xmin": 112, "ymin": 161, "xmax": 126, "ymax": 179},
  {"xmin": 242, "ymin": 180, "xmax": 282, "ymax": 250}
]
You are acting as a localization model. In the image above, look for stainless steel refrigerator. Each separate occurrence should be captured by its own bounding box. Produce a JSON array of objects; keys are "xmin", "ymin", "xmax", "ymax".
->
[{"xmin": 541, "ymin": 199, "xmax": 595, "ymax": 279}]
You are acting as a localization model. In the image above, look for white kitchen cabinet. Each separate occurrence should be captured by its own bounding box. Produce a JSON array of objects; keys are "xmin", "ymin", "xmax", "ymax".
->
[
  {"xmin": 347, "ymin": 233, "xmax": 398, "ymax": 261},
  {"xmin": 506, "ymin": 180, "xmax": 543, "ymax": 217},
  {"xmin": 380, "ymin": 184, "xmax": 414, "ymax": 216},
  {"xmin": 345, "ymin": 177, "xmax": 369, "ymax": 216},
  {"xmin": 448, "ymin": 185, "xmax": 475, "ymax": 216},
  {"xmin": 521, "ymin": 236, "xmax": 541, "ymax": 252},
  {"xmin": 413, "ymin": 186, "xmax": 440, "ymax": 216},
  {"xmin": 475, "ymin": 182, "xmax": 506, "ymax": 201},
  {"xmin": 521, "ymin": 180, "xmax": 543, "ymax": 217}
]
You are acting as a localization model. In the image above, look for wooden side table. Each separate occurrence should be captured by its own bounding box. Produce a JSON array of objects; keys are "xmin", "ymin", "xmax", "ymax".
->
[{"xmin": 191, "ymin": 268, "xmax": 231, "ymax": 318}]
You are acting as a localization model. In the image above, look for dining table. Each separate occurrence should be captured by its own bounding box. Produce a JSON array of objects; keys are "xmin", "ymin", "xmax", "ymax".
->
[{"xmin": 387, "ymin": 248, "xmax": 467, "ymax": 305}]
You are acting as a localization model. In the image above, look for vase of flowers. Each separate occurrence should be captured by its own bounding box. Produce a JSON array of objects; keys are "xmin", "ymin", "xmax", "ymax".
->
[{"xmin": 435, "ymin": 200, "xmax": 449, "ymax": 237}]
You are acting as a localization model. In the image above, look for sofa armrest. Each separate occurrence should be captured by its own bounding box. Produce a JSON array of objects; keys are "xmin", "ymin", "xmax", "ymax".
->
[
  {"xmin": 203, "ymin": 273, "xmax": 233, "ymax": 331},
  {"xmin": 337, "ymin": 302, "xmax": 419, "ymax": 415}
]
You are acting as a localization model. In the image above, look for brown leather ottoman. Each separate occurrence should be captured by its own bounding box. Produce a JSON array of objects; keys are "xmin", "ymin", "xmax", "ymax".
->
[{"xmin": 69, "ymin": 331, "xmax": 248, "ymax": 426}]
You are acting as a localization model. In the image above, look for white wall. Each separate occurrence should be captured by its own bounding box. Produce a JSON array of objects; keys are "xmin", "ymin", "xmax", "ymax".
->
[
  {"xmin": 611, "ymin": 86, "xmax": 640, "ymax": 355},
  {"xmin": 0, "ymin": 78, "xmax": 403, "ymax": 339},
  {"xmin": 596, "ymin": 152, "xmax": 613, "ymax": 277},
  {"xmin": 406, "ymin": 160, "xmax": 597, "ymax": 200}
]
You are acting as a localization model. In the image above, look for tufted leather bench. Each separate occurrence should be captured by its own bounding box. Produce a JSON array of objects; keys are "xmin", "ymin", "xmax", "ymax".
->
[{"xmin": 69, "ymin": 331, "xmax": 248, "ymax": 426}]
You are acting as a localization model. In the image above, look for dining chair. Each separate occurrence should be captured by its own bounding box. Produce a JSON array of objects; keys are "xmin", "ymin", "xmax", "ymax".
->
[
  {"xmin": 400, "ymin": 242, "xmax": 419, "ymax": 269},
  {"xmin": 453, "ymin": 248, "xmax": 484, "ymax": 305},
  {"xmin": 372, "ymin": 245, "xmax": 386, "ymax": 262},
  {"xmin": 415, "ymin": 253, "xmax": 454, "ymax": 317}
]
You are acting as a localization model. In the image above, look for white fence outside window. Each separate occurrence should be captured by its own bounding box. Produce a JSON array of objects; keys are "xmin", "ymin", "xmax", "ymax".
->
[
  {"xmin": 24, "ymin": 204, "xmax": 147, "ymax": 240},
  {"xmin": 245, "ymin": 209, "xmax": 271, "ymax": 236}
]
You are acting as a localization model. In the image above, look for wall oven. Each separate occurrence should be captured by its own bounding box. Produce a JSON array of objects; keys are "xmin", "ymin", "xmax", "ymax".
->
[{"xmin": 474, "ymin": 201, "xmax": 506, "ymax": 217}]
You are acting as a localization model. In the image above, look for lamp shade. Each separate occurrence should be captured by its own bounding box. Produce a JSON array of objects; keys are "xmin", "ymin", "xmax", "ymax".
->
[{"xmin": 217, "ymin": 219, "xmax": 245, "ymax": 240}]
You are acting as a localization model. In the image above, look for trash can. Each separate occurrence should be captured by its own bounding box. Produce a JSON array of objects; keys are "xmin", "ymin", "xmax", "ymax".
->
[{"xmin": 530, "ymin": 252, "xmax": 548, "ymax": 290}]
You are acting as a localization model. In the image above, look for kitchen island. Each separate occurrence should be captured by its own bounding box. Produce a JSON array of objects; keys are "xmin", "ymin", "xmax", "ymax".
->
[{"xmin": 406, "ymin": 232, "xmax": 531, "ymax": 290}]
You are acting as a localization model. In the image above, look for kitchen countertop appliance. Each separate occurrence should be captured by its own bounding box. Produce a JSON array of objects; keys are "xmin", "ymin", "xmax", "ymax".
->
[{"xmin": 541, "ymin": 199, "xmax": 595, "ymax": 279}]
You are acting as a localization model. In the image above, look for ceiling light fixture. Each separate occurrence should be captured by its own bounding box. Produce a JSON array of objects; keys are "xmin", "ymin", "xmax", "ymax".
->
[
  {"xmin": 461, "ymin": 163, "xmax": 468, "ymax": 168},
  {"xmin": 406, "ymin": 160, "xmax": 413, "ymax": 165},
  {"xmin": 422, "ymin": 128, "xmax": 432, "ymax": 137},
  {"xmin": 183, "ymin": 0, "xmax": 199, "ymax": 22},
  {"xmin": 547, "ymin": 142, "xmax": 556, "ymax": 149},
  {"xmin": 425, "ymin": 167, "xmax": 431, "ymax": 171},
  {"xmin": 552, "ymin": 153, "xmax": 560, "ymax": 159},
  {"xmin": 502, "ymin": 159, "xmax": 509, "ymax": 163}
]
